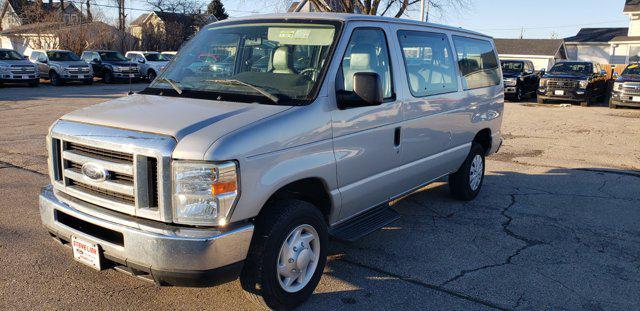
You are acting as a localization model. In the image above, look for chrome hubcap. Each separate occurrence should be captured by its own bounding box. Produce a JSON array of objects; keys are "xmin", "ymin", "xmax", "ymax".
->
[
  {"xmin": 276, "ymin": 224, "xmax": 320, "ymax": 293},
  {"xmin": 469, "ymin": 154, "xmax": 484, "ymax": 191}
]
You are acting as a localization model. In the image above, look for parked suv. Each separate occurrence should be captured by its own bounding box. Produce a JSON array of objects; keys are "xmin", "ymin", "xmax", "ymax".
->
[
  {"xmin": 81, "ymin": 50, "xmax": 141, "ymax": 83},
  {"xmin": 609, "ymin": 63, "xmax": 640, "ymax": 109},
  {"xmin": 537, "ymin": 61, "xmax": 608, "ymax": 106},
  {"xmin": 39, "ymin": 14, "xmax": 503, "ymax": 310},
  {"xmin": 0, "ymin": 48, "xmax": 39, "ymax": 87},
  {"xmin": 125, "ymin": 51, "xmax": 169, "ymax": 81},
  {"xmin": 29, "ymin": 50, "xmax": 93, "ymax": 86},
  {"xmin": 501, "ymin": 60, "xmax": 539, "ymax": 101}
]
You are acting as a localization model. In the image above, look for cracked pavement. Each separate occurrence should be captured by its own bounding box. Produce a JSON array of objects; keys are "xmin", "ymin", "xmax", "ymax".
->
[{"xmin": 1, "ymin": 84, "xmax": 639, "ymax": 310}]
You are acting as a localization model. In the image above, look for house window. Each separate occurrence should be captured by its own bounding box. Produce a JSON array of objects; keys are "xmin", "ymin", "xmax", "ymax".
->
[{"xmin": 629, "ymin": 45, "xmax": 640, "ymax": 63}]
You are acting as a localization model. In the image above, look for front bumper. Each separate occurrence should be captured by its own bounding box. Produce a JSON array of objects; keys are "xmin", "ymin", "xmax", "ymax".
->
[
  {"xmin": 537, "ymin": 88, "xmax": 587, "ymax": 102},
  {"xmin": 60, "ymin": 73, "xmax": 93, "ymax": 81},
  {"xmin": 112, "ymin": 72, "xmax": 141, "ymax": 79},
  {"xmin": 0, "ymin": 73, "xmax": 38, "ymax": 82},
  {"xmin": 611, "ymin": 92, "xmax": 640, "ymax": 107},
  {"xmin": 39, "ymin": 185, "xmax": 254, "ymax": 286}
]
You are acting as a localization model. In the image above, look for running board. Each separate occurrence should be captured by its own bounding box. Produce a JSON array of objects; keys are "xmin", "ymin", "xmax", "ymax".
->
[{"xmin": 329, "ymin": 206, "xmax": 400, "ymax": 242}]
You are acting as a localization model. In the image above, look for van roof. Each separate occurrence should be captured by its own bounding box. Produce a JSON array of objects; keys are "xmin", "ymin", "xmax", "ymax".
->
[{"xmin": 214, "ymin": 13, "xmax": 490, "ymax": 39}]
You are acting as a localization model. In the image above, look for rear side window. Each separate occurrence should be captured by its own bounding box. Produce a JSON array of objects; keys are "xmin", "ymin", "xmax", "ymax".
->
[
  {"xmin": 398, "ymin": 30, "xmax": 458, "ymax": 97},
  {"xmin": 452, "ymin": 36, "xmax": 500, "ymax": 90}
]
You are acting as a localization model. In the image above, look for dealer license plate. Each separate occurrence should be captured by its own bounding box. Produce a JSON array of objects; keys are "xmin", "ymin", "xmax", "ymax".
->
[
  {"xmin": 78, "ymin": 75, "xmax": 84, "ymax": 79},
  {"xmin": 22, "ymin": 75, "xmax": 28, "ymax": 79},
  {"xmin": 632, "ymin": 97, "xmax": 640, "ymax": 102},
  {"xmin": 72, "ymin": 236, "xmax": 101, "ymax": 270},
  {"xmin": 554, "ymin": 90, "xmax": 565, "ymax": 96},
  {"xmin": 129, "ymin": 74, "xmax": 135, "ymax": 78}
]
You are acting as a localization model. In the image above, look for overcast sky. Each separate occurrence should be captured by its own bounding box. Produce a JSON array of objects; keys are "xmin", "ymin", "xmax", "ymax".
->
[{"xmin": 85, "ymin": 0, "xmax": 629, "ymax": 39}]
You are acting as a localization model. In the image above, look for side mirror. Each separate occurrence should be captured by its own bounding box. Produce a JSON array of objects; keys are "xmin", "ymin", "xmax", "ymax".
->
[
  {"xmin": 138, "ymin": 58, "xmax": 145, "ymax": 64},
  {"xmin": 337, "ymin": 72, "xmax": 383, "ymax": 109},
  {"xmin": 600, "ymin": 69, "xmax": 607, "ymax": 75},
  {"xmin": 92, "ymin": 58, "xmax": 101, "ymax": 63}
]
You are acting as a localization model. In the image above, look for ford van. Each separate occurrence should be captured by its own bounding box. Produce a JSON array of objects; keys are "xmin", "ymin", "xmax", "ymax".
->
[{"xmin": 39, "ymin": 13, "xmax": 503, "ymax": 309}]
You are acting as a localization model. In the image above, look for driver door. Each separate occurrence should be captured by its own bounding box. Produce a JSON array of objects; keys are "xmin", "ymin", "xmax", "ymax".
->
[{"xmin": 331, "ymin": 25, "xmax": 404, "ymax": 221}]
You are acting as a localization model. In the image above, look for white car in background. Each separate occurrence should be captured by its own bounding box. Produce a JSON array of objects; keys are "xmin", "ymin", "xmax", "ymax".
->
[{"xmin": 125, "ymin": 51, "xmax": 169, "ymax": 81}]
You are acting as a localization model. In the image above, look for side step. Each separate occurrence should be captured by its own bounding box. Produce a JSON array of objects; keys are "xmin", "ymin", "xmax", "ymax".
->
[{"xmin": 329, "ymin": 205, "xmax": 400, "ymax": 242}]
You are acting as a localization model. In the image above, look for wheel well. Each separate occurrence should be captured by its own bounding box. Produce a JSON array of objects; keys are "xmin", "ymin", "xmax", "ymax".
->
[
  {"xmin": 474, "ymin": 128, "xmax": 492, "ymax": 155},
  {"xmin": 265, "ymin": 178, "xmax": 332, "ymax": 223}
]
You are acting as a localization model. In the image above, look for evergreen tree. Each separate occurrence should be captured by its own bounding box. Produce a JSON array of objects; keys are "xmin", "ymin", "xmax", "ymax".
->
[{"xmin": 206, "ymin": 0, "xmax": 228, "ymax": 21}]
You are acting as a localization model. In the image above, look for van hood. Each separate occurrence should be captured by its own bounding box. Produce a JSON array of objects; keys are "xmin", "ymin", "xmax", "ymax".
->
[{"xmin": 60, "ymin": 94, "xmax": 292, "ymax": 159}]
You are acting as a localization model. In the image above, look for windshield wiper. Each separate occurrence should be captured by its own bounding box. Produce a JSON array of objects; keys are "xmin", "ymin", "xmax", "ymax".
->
[
  {"xmin": 205, "ymin": 79, "xmax": 279, "ymax": 104},
  {"xmin": 156, "ymin": 77, "xmax": 183, "ymax": 94}
]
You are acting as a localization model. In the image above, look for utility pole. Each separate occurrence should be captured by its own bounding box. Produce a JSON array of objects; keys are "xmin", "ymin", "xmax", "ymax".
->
[
  {"xmin": 420, "ymin": 0, "xmax": 431, "ymax": 22},
  {"xmin": 86, "ymin": 0, "xmax": 92, "ymax": 22}
]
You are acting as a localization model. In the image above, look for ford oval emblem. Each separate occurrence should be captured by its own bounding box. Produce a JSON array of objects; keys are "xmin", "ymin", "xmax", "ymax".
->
[{"xmin": 81, "ymin": 162, "xmax": 108, "ymax": 182}]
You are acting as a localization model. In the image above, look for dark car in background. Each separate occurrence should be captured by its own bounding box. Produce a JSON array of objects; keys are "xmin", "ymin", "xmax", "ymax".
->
[
  {"xmin": 610, "ymin": 63, "xmax": 640, "ymax": 109},
  {"xmin": 501, "ymin": 60, "xmax": 540, "ymax": 101},
  {"xmin": 537, "ymin": 61, "xmax": 608, "ymax": 106},
  {"xmin": 81, "ymin": 50, "xmax": 141, "ymax": 84}
]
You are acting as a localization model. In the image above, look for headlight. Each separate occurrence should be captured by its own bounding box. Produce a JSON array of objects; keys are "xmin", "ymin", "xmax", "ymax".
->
[
  {"xmin": 539, "ymin": 79, "xmax": 547, "ymax": 88},
  {"xmin": 172, "ymin": 161, "xmax": 238, "ymax": 226},
  {"xmin": 614, "ymin": 82, "xmax": 624, "ymax": 92},
  {"xmin": 504, "ymin": 78, "xmax": 517, "ymax": 86},
  {"xmin": 579, "ymin": 80, "xmax": 589, "ymax": 89},
  {"xmin": 0, "ymin": 66, "xmax": 10, "ymax": 73}
]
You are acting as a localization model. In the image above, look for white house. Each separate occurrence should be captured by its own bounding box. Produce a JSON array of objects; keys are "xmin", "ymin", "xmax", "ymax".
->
[{"xmin": 494, "ymin": 39, "xmax": 567, "ymax": 70}]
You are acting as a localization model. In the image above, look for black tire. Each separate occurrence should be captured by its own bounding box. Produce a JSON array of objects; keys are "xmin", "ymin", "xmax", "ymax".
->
[
  {"xmin": 449, "ymin": 143, "xmax": 486, "ymax": 201},
  {"xmin": 240, "ymin": 199, "xmax": 328, "ymax": 310},
  {"xmin": 50, "ymin": 71, "xmax": 63, "ymax": 86},
  {"xmin": 537, "ymin": 97, "xmax": 545, "ymax": 104},
  {"xmin": 581, "ymin": 97, "xmax": 591, "ymax": 107},
  {"xmin": 28, "ymin": 79, "xmax": 39, "ymax": 87},
  {"xmin": 103, "ymin": 71, "xmax": 114, "ymax": 84},
  {"xmin": 147, "ymin": 70, "xmax": 157, "ymax": 82}
]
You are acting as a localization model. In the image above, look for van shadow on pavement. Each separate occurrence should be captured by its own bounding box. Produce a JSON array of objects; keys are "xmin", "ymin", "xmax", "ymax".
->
[{"xmin": 306, "ymin": 167, "xmax": 640, "ymax": 310}]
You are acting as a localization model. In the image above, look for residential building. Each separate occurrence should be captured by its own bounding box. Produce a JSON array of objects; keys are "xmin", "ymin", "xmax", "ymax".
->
[
  {"xmin": 564, "ymin": 28, "xmax": 628, "ymax": 64},
  {"xmin": 129, "ymin": 11, "xmax": 214, "ymax": 50},
  {"xmin": 494, "ymin": 39, "xmax": 567, "ymax": 70},
  {"xmin": 0, "ymin": 0, "xmax": 84, "ymax": 32}
]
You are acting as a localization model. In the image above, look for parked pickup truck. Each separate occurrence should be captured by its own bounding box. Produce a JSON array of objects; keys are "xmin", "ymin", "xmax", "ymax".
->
[
  {"xmin": 537, "ymin": 61, "xmax": 608, "ymax": 106},
  {"xmin": 29, "ymin": 50, "xmax": 93, "ymax": 86},
  {"xmin": 0, "ymin": 48, "xmax": 39, "ymax": 87},
  {"xmin": 81, "ymin": 50, "xmax": 141, "ymax": 84},
  {"xmin": 39, "ymin": 14, "xmax": 503, "ymax": 310},
  {"xmin": 609, "ymin": 63, "xmax": 640, "ymax": 109},
  {"xmin": 501, "ymin": 60, "xmax": 539, "ymax": 101}
]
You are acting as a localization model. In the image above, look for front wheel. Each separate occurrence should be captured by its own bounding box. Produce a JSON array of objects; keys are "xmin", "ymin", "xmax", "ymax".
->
[
  {"xmin": 449, "ymin": 143, "xmax": 486, "ymax": 201},
  {"xmin": 50, "ymin": 71, "xmax": 63, "ymax": 86},
  {"xmin": 609, "ymin": 97, "xmax": 618, "ymax": 109},
  {"xmin": 240, "ymin": 199, "xmax": 328, "ymax": 310},
  {"xmin": 103, "ymin": 72, "xmax": 114, "ymax": 84},
  {"xmin": 147, "ymin": 70, "xmax": 157, "ymax": 82}
]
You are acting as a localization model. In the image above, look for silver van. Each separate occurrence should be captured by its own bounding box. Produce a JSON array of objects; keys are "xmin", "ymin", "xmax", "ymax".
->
[{"xmin": 39, "ymin": 14, "xmax": 503, "ymax": 309}]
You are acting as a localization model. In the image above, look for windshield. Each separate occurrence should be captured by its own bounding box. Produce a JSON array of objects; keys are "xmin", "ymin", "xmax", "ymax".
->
[
  {"xmin": 47, "ymin": 51, "xmax": 80, "ymax": 61},
  {"xmin": 144, "ymin": 53, "xmax": 170, "ymax": 61},
  {"xmin": 622, "ymin": 64, "xmax": 640, "ymax": 75},
  {"xmin": 148, "ymin": 22, "xmax": 338, "ymax": 104},
  {"xmin": 161, "ymin": 53, "xmax": 175, "ymax": 60},
  {"xmin": 0, "ymin": 50, "xmax": 23, "ymax": 61},
  {"xmin": 99, "ymin": 51, "xmax": 128, "ymax": 61},
  {"xmin": 549, "ymin": 62, "xmax": 592, "ymax": 75},
  {"xmin": 501, "ymin": 61, "xmax": 523, "ymax": 72}
]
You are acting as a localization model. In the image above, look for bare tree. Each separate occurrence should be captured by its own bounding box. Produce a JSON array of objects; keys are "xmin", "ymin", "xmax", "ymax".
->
[
  {"xmin": 146, "ymin": 0, "xmax": 204, "ymax": 14},
  {"xmin": 288, "ymin": 0, "xmax": 470, "ymax": 18}
]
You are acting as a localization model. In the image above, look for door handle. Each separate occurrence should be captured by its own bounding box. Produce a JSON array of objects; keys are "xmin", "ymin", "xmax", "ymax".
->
[{"xmin": 394, "ymin": 127, "xmax": 401, "ymax": 148}]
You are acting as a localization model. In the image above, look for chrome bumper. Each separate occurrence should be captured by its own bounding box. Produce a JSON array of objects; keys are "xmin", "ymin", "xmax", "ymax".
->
[{"xmin": 39, "ymin": 185, "xmax": 254, "ymax": 285}]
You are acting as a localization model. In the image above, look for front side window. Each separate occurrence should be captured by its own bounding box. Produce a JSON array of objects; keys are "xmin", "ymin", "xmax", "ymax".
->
[
  {"xmin": 398, "ymin": 30, "xmax": 457, "ymax": 97},
  {"xmin": 340, "ymin": 28, "xmax": 393, "ymax": 99},
  {"xmin": 501, "ymin": 61, "xmax": 524, "ymax": 72},
  {"xmin": 148, "ymin": 22, "xmax": 339, "ymax": 104},
  {"xmin": 47, "ymin": 51, "xmax": 80, "ymax": 61},
  {"xmin": 453, "ymin": 36, "xmax": 500, "ymax": 90},
  {"xmin": 144, "ymin": 53, "xmax": 170, "ymax": 61},
  {"xmin": 622, "ymin": 63, "xmax": 640, "ymax": 75}
]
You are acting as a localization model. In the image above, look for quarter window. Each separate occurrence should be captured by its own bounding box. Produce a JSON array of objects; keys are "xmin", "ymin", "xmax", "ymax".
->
[
  {"xmin": 452, "ymin": 36, "xmax": 500, "ymax": 90},
  {"xmin": 340, "ymin": 28, "xmax": 393, "ymax": 99},
  {"xmin": 398, "ymin": 30, "xmax": 458, "ymax": 97}
]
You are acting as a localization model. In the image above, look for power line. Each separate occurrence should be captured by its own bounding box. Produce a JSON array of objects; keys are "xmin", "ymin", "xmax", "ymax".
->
[{"xmin": 472, "ymin": 19, "xmax": 628, "ymax": 32}]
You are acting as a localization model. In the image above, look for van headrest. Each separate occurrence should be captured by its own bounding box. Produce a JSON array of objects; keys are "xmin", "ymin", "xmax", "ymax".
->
[{"xmin": 273, "ymin": 46, "xmax": 294, "ymax": 74}]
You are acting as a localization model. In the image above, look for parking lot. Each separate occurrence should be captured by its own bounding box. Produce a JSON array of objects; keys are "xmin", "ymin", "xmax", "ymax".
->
[{"xmin": 1, "ymin": 84, "xmax": 639, "ymax": 310}]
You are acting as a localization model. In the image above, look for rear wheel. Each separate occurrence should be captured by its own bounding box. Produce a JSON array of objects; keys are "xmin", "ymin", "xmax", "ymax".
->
[
  {"xmin": 103, "ymin": 71, "xmax": 114, "ymax": 84},
  {"xmin": 449, "ymin": 143, "xmax": 486, "ymax": 201},
  {"xmin": 240, "ymin": 199, "xmax": 328, "ymax": 310}
]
